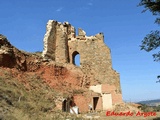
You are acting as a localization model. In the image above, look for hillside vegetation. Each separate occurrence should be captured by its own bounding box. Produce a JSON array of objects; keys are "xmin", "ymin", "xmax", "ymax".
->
[{"xmin": 0, "ymin": 68, "xmax": 79, "ymax": 120}]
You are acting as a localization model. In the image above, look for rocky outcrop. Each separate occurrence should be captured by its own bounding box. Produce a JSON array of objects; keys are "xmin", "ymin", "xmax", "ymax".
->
[
  {"xmin": 0, "ymin": 34, "xmax": 26, "ymax": 70},
  {"xmin": 0, "ymin": 35, "xmax": 14, "ymax": 67},
  {"xmin": 0, "ymin": 34, "xmax": 41, "ymax": 71}
]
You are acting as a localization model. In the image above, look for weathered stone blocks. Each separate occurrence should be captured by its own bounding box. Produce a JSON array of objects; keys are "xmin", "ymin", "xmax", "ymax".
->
[{"xmin": 42, "ymin": 20, "xmax": 123, "ymax": 111}]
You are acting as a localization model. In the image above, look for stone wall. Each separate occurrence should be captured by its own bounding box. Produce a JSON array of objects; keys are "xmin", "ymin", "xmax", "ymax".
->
[
  {"xmin": 42, "ymin": 20, "xmax": 123, "ymax": 111},
  {"xmin": 42, "ymin": 20, "xmax": 57, "ymax": 60},
  {"xmin": 68, "ymin": 32, "xmax": 118, "ymax": 84},
  {"xmin": 89, "ymin": 84, "xmax": 122, "ymax": 110},
  {"xmin": 42, "ymin": 20, "xmax": 75, "ymax": 63},
  {"xmin": 73, "ymin": 95, "xmax": 90, "ymax": 113}
]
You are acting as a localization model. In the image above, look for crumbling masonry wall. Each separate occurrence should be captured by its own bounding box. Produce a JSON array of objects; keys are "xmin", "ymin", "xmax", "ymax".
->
[
  {"xmin": 42, "ymin": 20, "xmax": 73, "ymax": 63},
  {"xmin": 42, "ymin": 20, "xmax": 122, "ymax": 109}
]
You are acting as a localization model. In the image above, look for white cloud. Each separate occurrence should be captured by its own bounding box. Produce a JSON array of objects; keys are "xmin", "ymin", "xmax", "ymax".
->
[{"xmin": 56, "ymin": 7, "xmax": 63, "ymax": 12}]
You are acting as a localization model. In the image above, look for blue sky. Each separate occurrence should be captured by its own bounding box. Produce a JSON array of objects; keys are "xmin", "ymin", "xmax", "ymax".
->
[{"xmin": 0, "ymin": 0, "xmax": 159, "ymax": 102}]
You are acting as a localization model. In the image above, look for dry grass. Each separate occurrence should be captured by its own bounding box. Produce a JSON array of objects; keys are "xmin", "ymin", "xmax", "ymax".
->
[{"xmin": 0, "ymin": 69, "xmax": 71, "ymax": 120}]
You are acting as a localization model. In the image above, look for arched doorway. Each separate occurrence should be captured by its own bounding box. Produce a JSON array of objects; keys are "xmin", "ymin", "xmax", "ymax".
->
[{"xmin": 62, "ymin": 98, "xmax": 75, "ymax": 112}]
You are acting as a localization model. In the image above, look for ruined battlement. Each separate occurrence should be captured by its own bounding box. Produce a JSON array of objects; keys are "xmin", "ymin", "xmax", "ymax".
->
[
  {"xmin": 42, "ymin": 20, "xmax": 74, "ymax": 62},
  {"xmin": 42, "ymin": 20, "xmax": 122, "ymax": 111},
  {"xmin": 42, "ymin": 20, "xmax": 119, "ymax": 83},
  {"xmin": 42, "ymin": 20, "xmax": 105, "ymax": 63}
]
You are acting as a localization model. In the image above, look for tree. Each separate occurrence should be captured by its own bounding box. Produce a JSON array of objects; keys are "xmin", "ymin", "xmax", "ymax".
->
[
  {"xmin": 139, "ymin": 0, "xmax": 160, "ymax": 82},
  {"xmin": 156, "ymin": 75, "xmax": 160, "ymax": 82}
]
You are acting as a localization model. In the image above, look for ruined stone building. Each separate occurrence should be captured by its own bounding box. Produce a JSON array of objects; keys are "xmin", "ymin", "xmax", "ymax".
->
[{"xmin": 42, "ymin": 20, "xmax": 122, "ymax": 112}]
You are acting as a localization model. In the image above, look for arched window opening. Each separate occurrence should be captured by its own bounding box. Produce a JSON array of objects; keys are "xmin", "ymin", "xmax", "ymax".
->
[
  {"xmin": 72, "ymin": 51, "xmax": 80, "ymax": 66},
  {"xmin": 75, "ymin": 54, "xmax": 80, "ymax": 66}
]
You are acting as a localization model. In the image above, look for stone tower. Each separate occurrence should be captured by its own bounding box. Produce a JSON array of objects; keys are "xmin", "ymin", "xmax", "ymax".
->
[
  {"xmin": 42, "ymin": 20, "xmax": 75, "ymax": 63},
  {"xmin": 42, "ymin": 20, "xmax": 122, "ymax": 111}
]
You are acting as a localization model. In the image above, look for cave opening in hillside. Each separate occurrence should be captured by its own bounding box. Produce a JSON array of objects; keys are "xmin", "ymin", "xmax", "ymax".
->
[{"xmin": 72, "ymin": 51, "xmax": 80, "ymax": 66}]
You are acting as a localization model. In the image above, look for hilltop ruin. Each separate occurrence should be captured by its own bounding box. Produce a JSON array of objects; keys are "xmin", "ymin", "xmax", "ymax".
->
[
  {"xmin": 0, "ymin": 20, "xmax": 122, "ymax": 113},
  {"xmin": 42, "ymin": 20, "xmax": 122, "ymax": 112}
]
